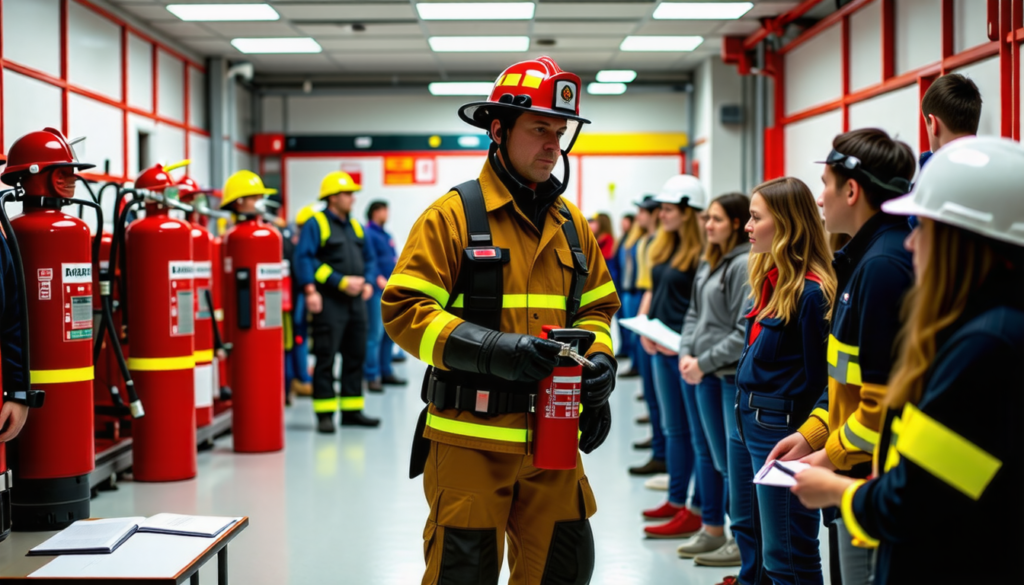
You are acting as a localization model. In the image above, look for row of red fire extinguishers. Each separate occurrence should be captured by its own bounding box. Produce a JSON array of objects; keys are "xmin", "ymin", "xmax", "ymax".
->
[{"xmin": 0, "ymin": 128, "xmax": 287, "ymax": 540}]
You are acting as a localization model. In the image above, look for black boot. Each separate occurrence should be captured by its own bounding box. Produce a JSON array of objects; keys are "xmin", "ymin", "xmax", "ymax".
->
[
  {"xmin": 381, "ymin": 374, "xmax": 407, "ymax": 386},
  {"xmin": 366, "ymin": 378, "xmax": 384, "ymax": 393},
  {"xmin": 629, "ymin": 458, "xmax": 667, "ymax": 476},
  {"xmin": 316, "ymin": 413, "xmax": 336, "ymax": 434},
  {"xmin": 341, "ymin": 411, "xmax": 381, "ymax": 427}
]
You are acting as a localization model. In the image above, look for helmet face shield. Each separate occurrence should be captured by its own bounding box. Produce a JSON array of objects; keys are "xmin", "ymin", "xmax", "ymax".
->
[{"xmin": 559, "ymin": 118, "xmax": 582, "ymax": 154}]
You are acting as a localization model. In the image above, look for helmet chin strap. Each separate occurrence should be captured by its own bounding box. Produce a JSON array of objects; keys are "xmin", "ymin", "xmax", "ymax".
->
[{"xmin": 490, "ymin": 126, "xmax": 570, "ymax": 199}]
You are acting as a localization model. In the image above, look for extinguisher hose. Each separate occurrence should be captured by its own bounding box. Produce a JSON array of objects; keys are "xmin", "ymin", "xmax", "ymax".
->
[
  {"xmin": 100, "ymin": 295, "xmax": 143, "ymax": 418},
  {"xmin": 0, "ymin": 189, "xmax": 37, "ymax": 404},
  {"xmin": 68, "ymin": 198, "xmax": 103, "ymax": 277},
  {"xmin": 74, "ymin": 176, "xmax": 100, "ymax": 204},
  {"xmin": 204, "ymin": 288, "xmax": 228, "ymax": 354},
  {"xmin": 108, "ymin": 197, "xmax": 146, "ymax": 336}
]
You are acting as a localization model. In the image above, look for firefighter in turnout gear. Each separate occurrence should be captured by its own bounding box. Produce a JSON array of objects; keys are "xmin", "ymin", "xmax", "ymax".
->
[
  {"xmin": 295, "ymin": 171, "xmax": 380, "ymax": 431},
  {"xmin": 382, "ymin": 56, "xmax": 620, "ymax": 585}
]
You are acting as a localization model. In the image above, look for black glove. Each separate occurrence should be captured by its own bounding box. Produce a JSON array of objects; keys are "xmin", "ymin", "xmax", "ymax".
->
[
  {"xmin": 581, "ymin": 353, "xmax": 616, "ymax": 408},
  {"xmin": 578, "ymin": 402, "xmax": 611, "ymax": 454},
  {"xmin": 443, "ymin": 322, "xmax": 563, "ymax": 383}
]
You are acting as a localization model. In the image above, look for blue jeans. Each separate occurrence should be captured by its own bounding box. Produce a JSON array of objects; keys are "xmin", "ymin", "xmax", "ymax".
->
[
  {"xmin": 363, "ymin": 289, "xmax": 394, "ymax": 380},
  {"xmin": 651, "ymin": 353, "xmax": 697, "ymax": 507},
  {"xmin": 618, "ymin": 291, "xmax": 638, "ymax": 358},
  {"xmin": 624, "ymin": 292, "xmax": 643, "ymax": 367},
  {"xmin": 692, "ymin": 374, "xmax": 735, "ymax": 527},
  {"xmin": 638, "ymin": 350, "xmax": 666, "ymax": 462},
  {"xmin": 729, "ymin": 392, "xmax": 823, "ymax": 585},
  {"xmin": 285, "ymin": 300, "xmax": 311, "ymax": 389}
]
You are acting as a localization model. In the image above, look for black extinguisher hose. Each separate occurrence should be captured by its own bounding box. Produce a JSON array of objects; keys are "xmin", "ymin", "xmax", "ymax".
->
[
  {"xmin": 204, "ymin": 288, "xmax": 230, "ymax": 354},
  {"xmin": 107, "ymin": 195, "xmax": 145, "ymax": 342},
  {"xmin": 0, "ymin": 190, "xmax": 43, "ymax": 408}
]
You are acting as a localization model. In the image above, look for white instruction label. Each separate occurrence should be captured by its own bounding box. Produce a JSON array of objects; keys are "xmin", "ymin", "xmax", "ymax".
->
[
  {"xmin": 62, "ymin": 263, "xmax": 92, "ymax": 284},
  {"xmin": 256, "ymin": 263, "xmax": 282, "ymax": 281},
  {"xmin": 169, "ymin": 261, "xmax": 194, "ymax": 280}
]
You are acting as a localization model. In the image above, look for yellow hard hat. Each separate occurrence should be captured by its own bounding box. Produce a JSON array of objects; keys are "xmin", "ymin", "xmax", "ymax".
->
[
  {"xmin": 319, "ymin": 171, "xmax": 361, "ymax": 200},
  {"xmin": 295, "ymin": 204, "xmax": 319, "ymax": 227},
  {"xmin": 221, "ymin": 170, "xmax": 277, "ymax": 209}
]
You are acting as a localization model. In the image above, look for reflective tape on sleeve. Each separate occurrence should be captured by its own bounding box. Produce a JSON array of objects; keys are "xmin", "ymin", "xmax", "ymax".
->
[
  {"xmin": 314, "ymin": 264, "xmax": 333, "ymax": 284},
  {"xmin": 30, "ymin": 366, "xmax": 94, "ymax": 385},
  {"xmin": 419, "ymin": 311, "xmax": 459, "ymax": 367},
  {"xmin": 841, "ymin": 480, "xmax": 880, "ymax": 548},
  {"xmin": 426, "ymin": 412, "xmax": 529, "ymax": 443},
  {"xmin": 128, "ymin": 356, "xmax": 196, "ymax": 371},
  {"xmin": 841, "ymin": 415, "xmax": 880, "ymax": 453},
  {"xmin": 450, "ymin": 294, "xmax": 566, "ymax": 310},
  {"xmin": 572, "ymin": 319, "xmax": 612, "ymax": 335},
  {"xmin": 827, "ymin": 335, "xmax": 862, "ymax": 385},
  {"xmin": 387, "ymin": 274, "xmax": 450, "ymax": 307},
  {"xmin": 314, "ymin": 212, "xmax": 331, "ymax": 247},
  {"xmin": 580, "ymin": 281, "xmax": 617, "ymax": 308}
]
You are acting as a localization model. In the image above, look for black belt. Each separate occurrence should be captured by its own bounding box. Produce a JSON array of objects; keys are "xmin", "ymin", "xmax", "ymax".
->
[{"xmin": 426, "ymin": 374, "xmax": 534, "ymax": 415}]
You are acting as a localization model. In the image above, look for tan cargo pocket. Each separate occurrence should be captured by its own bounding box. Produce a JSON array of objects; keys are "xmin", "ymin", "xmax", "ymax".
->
[
  {"xmin": 578, "ymin": 476, "xmax": 598, "ymax": 519},
  {"xmin": 555, "ymin": 247, "xmax": 576, "ymax": 296}
]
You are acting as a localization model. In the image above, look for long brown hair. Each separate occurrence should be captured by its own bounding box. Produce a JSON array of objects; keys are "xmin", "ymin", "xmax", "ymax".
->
[
  {"xmin": 748, "ymin": 177, "xmax": 837, "ymax": 322},
  {"xmin": 649, "ymin": 204, "xmax": 703, "ymax": 272},
  {"xmin": 704, "ymin": 193, "xmax": 751, "ymax": 270},
  {"xmin": 886, "ymin": 219, "xmax": 1010, "ymax": 409}
]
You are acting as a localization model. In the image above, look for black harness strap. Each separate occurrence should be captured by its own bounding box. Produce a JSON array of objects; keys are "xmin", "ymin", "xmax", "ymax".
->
[
  {"xmin": 558, "ymin": 204, "xmax": 589, "ymax": 327},
  {"xmin": 451, "ymin": 180, "xmax": 506, "ymax": 332}
]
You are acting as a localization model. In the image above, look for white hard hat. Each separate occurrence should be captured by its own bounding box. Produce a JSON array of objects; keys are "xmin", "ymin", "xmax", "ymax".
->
[
  {"xmin": 654, "ymin": 174, "xmax": 707, "ymax": 210},
  {"xmin": 882, "ymin": 136, "xmax": 1024, "ymax": 248}
]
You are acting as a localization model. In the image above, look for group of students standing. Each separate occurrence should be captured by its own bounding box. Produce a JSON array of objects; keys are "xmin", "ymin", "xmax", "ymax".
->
[{"xmin": 613, "ymin": 73, "xmax": 1023, "ymax": 585}]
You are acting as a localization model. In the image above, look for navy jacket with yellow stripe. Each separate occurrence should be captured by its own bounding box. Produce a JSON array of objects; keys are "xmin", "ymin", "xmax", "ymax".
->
[{"xmin": 842, "ymin": 280, "xmax": 1024, "ymax": 585}]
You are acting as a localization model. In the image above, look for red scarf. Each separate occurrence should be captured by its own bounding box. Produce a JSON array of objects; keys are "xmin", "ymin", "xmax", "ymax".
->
[{"xmin": 746, "ymin": 268, "xmax": 823, "ymax": 346}]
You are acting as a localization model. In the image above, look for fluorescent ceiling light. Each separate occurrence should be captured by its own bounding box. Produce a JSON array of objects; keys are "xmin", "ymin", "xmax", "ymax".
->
[
  {"xmin": 428, "ymin": 36, "xmax": 529, "ymax": 52},
  {"xmin": 167, "ymin": 4, "xmax": 279, "ymax": 22},
  {"xmin": 654, "ymin": 2, "xmax": 753, "ymax": 20},
  {"xmin": 620, "ymin": 36, "xmax": 703, "ymax": 52},
  {"xmin": 418, "ymin": 3, "xmax": 535, "ymax": 20},
  {"xmin": 231, "ymin": 38, "xmax": 322, "ymax": 54},
  {"xmin": 587, "ymin": 83, "xmax": 627, "ymax": 95},
  {"xmin": 596, "ymin": 70, "xmax": 637, "ymax": 83},
  {"xmin": 429, "ymin": 82, "xmax": 494, "ymax": 96}
]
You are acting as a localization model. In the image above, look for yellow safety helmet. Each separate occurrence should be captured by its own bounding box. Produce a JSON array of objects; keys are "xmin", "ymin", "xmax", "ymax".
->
[
  {"xmin": 295, "ymin": 204, "xmax": 320, "ymax": 227},
  {"xmin": 319, "ymin": 171, "xmax": 361, "ymax": 200},
  {"xmin": 221, "ymin": 170, "xmax": 277, "ymax": 209}
]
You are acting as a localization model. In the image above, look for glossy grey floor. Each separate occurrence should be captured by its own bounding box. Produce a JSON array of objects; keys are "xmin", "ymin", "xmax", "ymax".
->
[{"xmin": 90, "ymin": 359, "xmax": 831, "ymax": 584}]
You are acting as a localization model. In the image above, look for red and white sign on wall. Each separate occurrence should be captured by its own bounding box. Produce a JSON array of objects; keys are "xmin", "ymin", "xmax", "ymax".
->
[
  {"xmin": 340, "ymin": 163, "xmax": 363, "ymax": 187},
  {"xmin": 383, "ymin": 156, "xmax": 436, "ymax": 185}
]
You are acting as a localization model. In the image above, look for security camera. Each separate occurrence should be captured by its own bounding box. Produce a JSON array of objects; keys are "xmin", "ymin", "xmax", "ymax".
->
[{"xmin": 227, "ymin": 62, "xmax": 254, "ymax": 82}]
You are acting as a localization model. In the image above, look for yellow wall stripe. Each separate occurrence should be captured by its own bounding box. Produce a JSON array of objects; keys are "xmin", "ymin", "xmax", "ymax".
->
[
  {"xmin": 427, "ymin": 412, "xmax": 529, "ymax": 442},
  {"xmin": 419, "ymin": 311, "xmax": 458, "ymax": 367},
  {"xmin": 571, "ymin": 133, "xmax": 688, "ymax": 155},
  {"xmin": 580, "ymin": 281, "xmax": 617, "ymax": 308},
  {"xmin": 313, "ymin": 397, "xmax": 339, "ymax": 413},
  {"xmin": 193, "ymin": 349, "xmax": 214, "ymax": 363},
  {"xmin": 897, "ymin": 403, "xmax": 1002, "ymax": 500},
  {"xmin": 128, "ymin": 356, "xmax": 195, "ymax": 371},
  {"xmin": 30, "ymin": 366, "xmax": 94, "ymax": 385},
  {"xmin": 387, "ymin": 274, "xmax": 450, "ymax": 307},
  {"xmin": 340, "ymin": 396, "xmax": 365, "ymax": 411},
  {"xmin": 841, "ymin": 481, "xmax": 880, "ymax": 548}
]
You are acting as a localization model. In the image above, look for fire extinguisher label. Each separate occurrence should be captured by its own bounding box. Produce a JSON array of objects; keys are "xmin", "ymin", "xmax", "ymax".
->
[
  {"xmin": 194, "ymin": 261, "xmax": 212, "ymax": 279},
  {"xmin": 255, "ymin": 263, "xmax": 283, "ymax": 330},
  {"xmin": 169, "ymin": 261, "xmax": 195, "ymax": 279},
  {"xmin": 62, "ymin": 263, "xmax": 93, "ymax": 341},
  {"xmin": 546, "ymin": 375, "xmax": 582, "ymax": 419},
  {"xmin": 168, "ymin": 261, "xmax": 194, "ymax": 336},
  {"xmin": 256, "ymin": 263, "xmax": 283, "ymax": 280}
]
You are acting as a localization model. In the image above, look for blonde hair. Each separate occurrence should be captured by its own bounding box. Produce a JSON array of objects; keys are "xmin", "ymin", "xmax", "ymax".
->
[
  {"xmin": 748, "ymin": 177, "xmax": 837, "ymax": 323},
  {"xmin": 649, "ymin": 204, "xmax": 704, "ymax": 272},
  {"xmin": 624, "ymin": 220, "xmax": 646, "ymax": 249},
  {"xmin": 886, "ymin": 220, "xmax": 1005, "ymax": 409}
]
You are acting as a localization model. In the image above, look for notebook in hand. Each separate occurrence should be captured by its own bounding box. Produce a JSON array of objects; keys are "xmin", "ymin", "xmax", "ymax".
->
[
  {"xmin": 137, "ymin": 514, "xmax": 240, "ymax": 538},
  {"xmin": 29, "ymin": 517, "xmax": 144, "ymax": 556}
]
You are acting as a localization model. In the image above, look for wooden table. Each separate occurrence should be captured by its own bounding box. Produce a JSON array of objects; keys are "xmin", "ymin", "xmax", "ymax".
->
[{"xmin": 0, "ymin": 517, "xmax": 248, "ymax": 584}]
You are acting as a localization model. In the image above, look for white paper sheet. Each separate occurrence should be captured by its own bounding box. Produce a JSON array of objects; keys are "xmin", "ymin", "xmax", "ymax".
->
[
  {"xmin": 138, "ymin": 514, "xmax": 240, "ymax": 538},
  {"xmin": 754, "ymin": 460, "xmax": 811, "ymax": 487},
  {"xmin": 29, "ymin": 533, "xmax": 216, "ymax": 578},
  {"xmin": 618, "ymin": 315, "xmax": 682, "ymax": 351},
  {"xmin": 29, "ymin": 517, "xmax": 144, "ymax": 555}
]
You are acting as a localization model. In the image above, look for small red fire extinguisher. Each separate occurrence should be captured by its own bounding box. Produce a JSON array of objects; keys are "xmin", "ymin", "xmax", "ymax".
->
[{"xmin": 533, "ymin": 327, "xmax": 595, "ymax": 470}]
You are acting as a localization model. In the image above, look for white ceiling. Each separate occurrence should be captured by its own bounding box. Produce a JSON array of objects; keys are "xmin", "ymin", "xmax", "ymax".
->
[{"xmin": 110, "ymin": 0, "xmax": 800, "ymax": 83}]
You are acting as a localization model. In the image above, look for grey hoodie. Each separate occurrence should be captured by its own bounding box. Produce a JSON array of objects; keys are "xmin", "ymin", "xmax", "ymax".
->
[{"xmin": 678, "ymin": 242, "xmax": 751, "ymax": 376}]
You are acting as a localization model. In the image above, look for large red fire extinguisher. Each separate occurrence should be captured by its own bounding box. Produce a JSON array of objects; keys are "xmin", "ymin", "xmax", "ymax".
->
[
  {"xmin": 221, "ymin": 171, "xmax": 284, "ymax": 453},
  {"xmin": 125, "ymin": 163, "xmax": 197, "ymax": 481},
  {"xmin": 533, "ymin": 327, "xmax": 595, "ymax": 470},
  {"xmin": 0, "ymin": 129, "xmax": 100, "ymax": 529}
]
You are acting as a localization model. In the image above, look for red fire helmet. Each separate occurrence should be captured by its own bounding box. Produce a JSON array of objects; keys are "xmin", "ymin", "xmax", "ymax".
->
[
  {"xmin": 135, "ymin": 163, "xmax": 175, "ymax": 193},
  {"xmin": 1, "ymin": 127, "xmax": 94, "ymax": 186},
  {"xmin": 175, "ymin": 175, "xmax": 211, "ymax": 202}
]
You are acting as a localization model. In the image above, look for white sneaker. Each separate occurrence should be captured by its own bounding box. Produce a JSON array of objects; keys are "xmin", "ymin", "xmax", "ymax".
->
[
  {"xmin": 677, "ymin": 530, "xmax": 727, "ymax": 558},
  {"xmin": 644, "ymin": 473, "xmax": 669, "ymax": 491},
  {"xmin": 693, "ymin": 538, "xmax": 742, "ymax": 567}
]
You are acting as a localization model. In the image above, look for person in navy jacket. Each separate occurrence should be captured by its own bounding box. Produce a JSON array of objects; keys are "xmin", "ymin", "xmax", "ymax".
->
[
  {"xmin": 792, "ymin": 137, "xmax": 1024, "ymax": 585},
  {"xmin": 0, "ymin": 227, "xmax": 30, "ymax": 441},
  {"xmin": 363, "ymin": 200, "xmax": 404, "ymax": 391}
]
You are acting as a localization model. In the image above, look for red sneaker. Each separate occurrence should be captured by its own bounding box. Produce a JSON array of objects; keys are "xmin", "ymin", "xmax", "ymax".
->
[
  {"xmin": 642, "ymin": 500, "xmax": 684, "ymax": 519},
  {"xmin": 643, "ymin": 507, "xmax": 702, "ymax": 538},
  {"xmin": 715, "ymin": 577, "xmax": 739, "ymax": 585}
]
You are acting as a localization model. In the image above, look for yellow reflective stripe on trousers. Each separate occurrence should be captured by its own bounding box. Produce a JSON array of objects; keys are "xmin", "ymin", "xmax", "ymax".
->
[
  {"xmin": 840, "ymin": 480, "xmax": 880, "ymax": 548},
  {"xmin": 128, "ymin": 356, "xmax": 196, "ymax": 371},
  {"xmin": 827, "ymin": 334, "xmax": 862, "ymax": 385},
  {"xmin": 426, "ymin": 412, "xmax": 529, "ymax": 443},
  {"xmin": 387, "ymin": 274, "xmax": 450, "ymax": 307},
  {"xmin": 420, "ymin": 310, "xmax": 458, "ymax": 367},
  {"xmin": 313, "ymin": 212, "xmax": 331, "ymax": 247},
  {"xmin": 451, "ymin": 294, "xmax": 566, "ymax": 310},
  {"xmin": 30, "ymin": 366, "xmax": 94, "ymax": 385},
  {"xmin": 313, "ymin": 397, "xmax": 339, "ymax": 413},
  {"xmin": 580, "ymin": 281, "xmax": 616, "ymax": 308},
  {"xmin": 841, "ymin": 415, "xmax": 880, "ymax": 453},
  {"xmin": 314, "ymin": 264, "xmax": 333, "ymax": 284},
  {"xmin": 193, "ymin": 349, "xmax": 214, "ymax": 363},
  {"xmin": 339, "ymin": 396, "xmax": 365, "ymax": 411},
  {"xmin": 896, "ymin": 402, "xmax": 1002, "ymax": 500}
]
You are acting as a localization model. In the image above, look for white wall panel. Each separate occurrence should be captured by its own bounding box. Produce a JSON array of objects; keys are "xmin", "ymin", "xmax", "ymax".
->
[
  {"xmin": 233, "ymin": 148, "xmax": 253, "ymax": 175},
  {"xmin": 67, "ymin": 1, "xmax": 122, "ymax": 100},
  {"xmin": 157, "ymin": 50, "xmax": 185, "ymax": 122},
  {"xmin": 850, "ymin": 0, "xmax": 882, "ymax": 92},
  {"xmin": 128, "ymin": 33, "xmax": 153, "ymax": 111},
  {"xmin": 188, "ymin": 134, "xmax": 212, "ymax": 189},
  {"xmin": 68, "ymin": 94, "xmax": 124, "ymax": 177},
  {"xmin": 127, "ymin": 114, "xmax": 155, "ymax": 177},
  {"xmin": 953, "ymin": 57, "xmax": 1000, "ymax": 137},
  {"xmin": 694, "ymin": 142, "xmax": 710, "ymax": 197},
  {"xmin": 895, "ymin": 0, "xmax": 942, "ymax": 75},
  {"xmin": 190, "ymin": 67, "xmax": 207, "ymax": 130},
  {"xmin": 848, "ymin": 85, "xmax": 922, "ymax": 162},
  {"xmin": 954, "ymin": 0, "xmax": 991, "ymax": 53},
  {"xmin": 784, "ymin": 111, "xmax": 843, "ymax": 197},
  {"xmin": 154, "ymin": 123, "xmax": 186, "ymax": 166},
  {"xmin": 234, "ymin": 83, "xmax": 252, "ymax": 143},
  {"xmin": 785, "ymin": 23, "xmax": 842, "ymax": 116},
  {"xmin": 1020, "ymin": 49, "xmax": 1023, "ymax": 139},
  {"xmin": 579, "ymin": 156, "xmax": 681, "ymax": 229},
  {"xmin": 262, "ymin": 96, "xmax": 284, "ymax": 133},
  {"xmin": 3, "ymin": 71, "xmax": 63, "ymax": 153},
  {"xmin": 3, "ymin": 0, "xmax": 61, "ymax": 78},
  {"xmin": 695, "ymin": 59, "xmax": 712, "ymax": 141}
]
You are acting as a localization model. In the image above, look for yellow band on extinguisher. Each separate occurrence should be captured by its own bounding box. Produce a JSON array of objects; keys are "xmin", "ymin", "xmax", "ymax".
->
[
  {"xmin": 193, "ymin": 349, "xmax": 214, "ymax": 364},
  {"xmin": 30, "ymin": 366, "xmax": 94, "ymax": 385},
  {"xmin": 128, "ymin": 356, "xmax": 196, "ymax": 371}
]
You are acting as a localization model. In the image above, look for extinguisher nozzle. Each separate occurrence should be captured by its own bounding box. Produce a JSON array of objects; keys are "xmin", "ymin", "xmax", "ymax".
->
[{"xmin": 129, "ymin": 400, "xmax": 145, "ymax": 419}]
